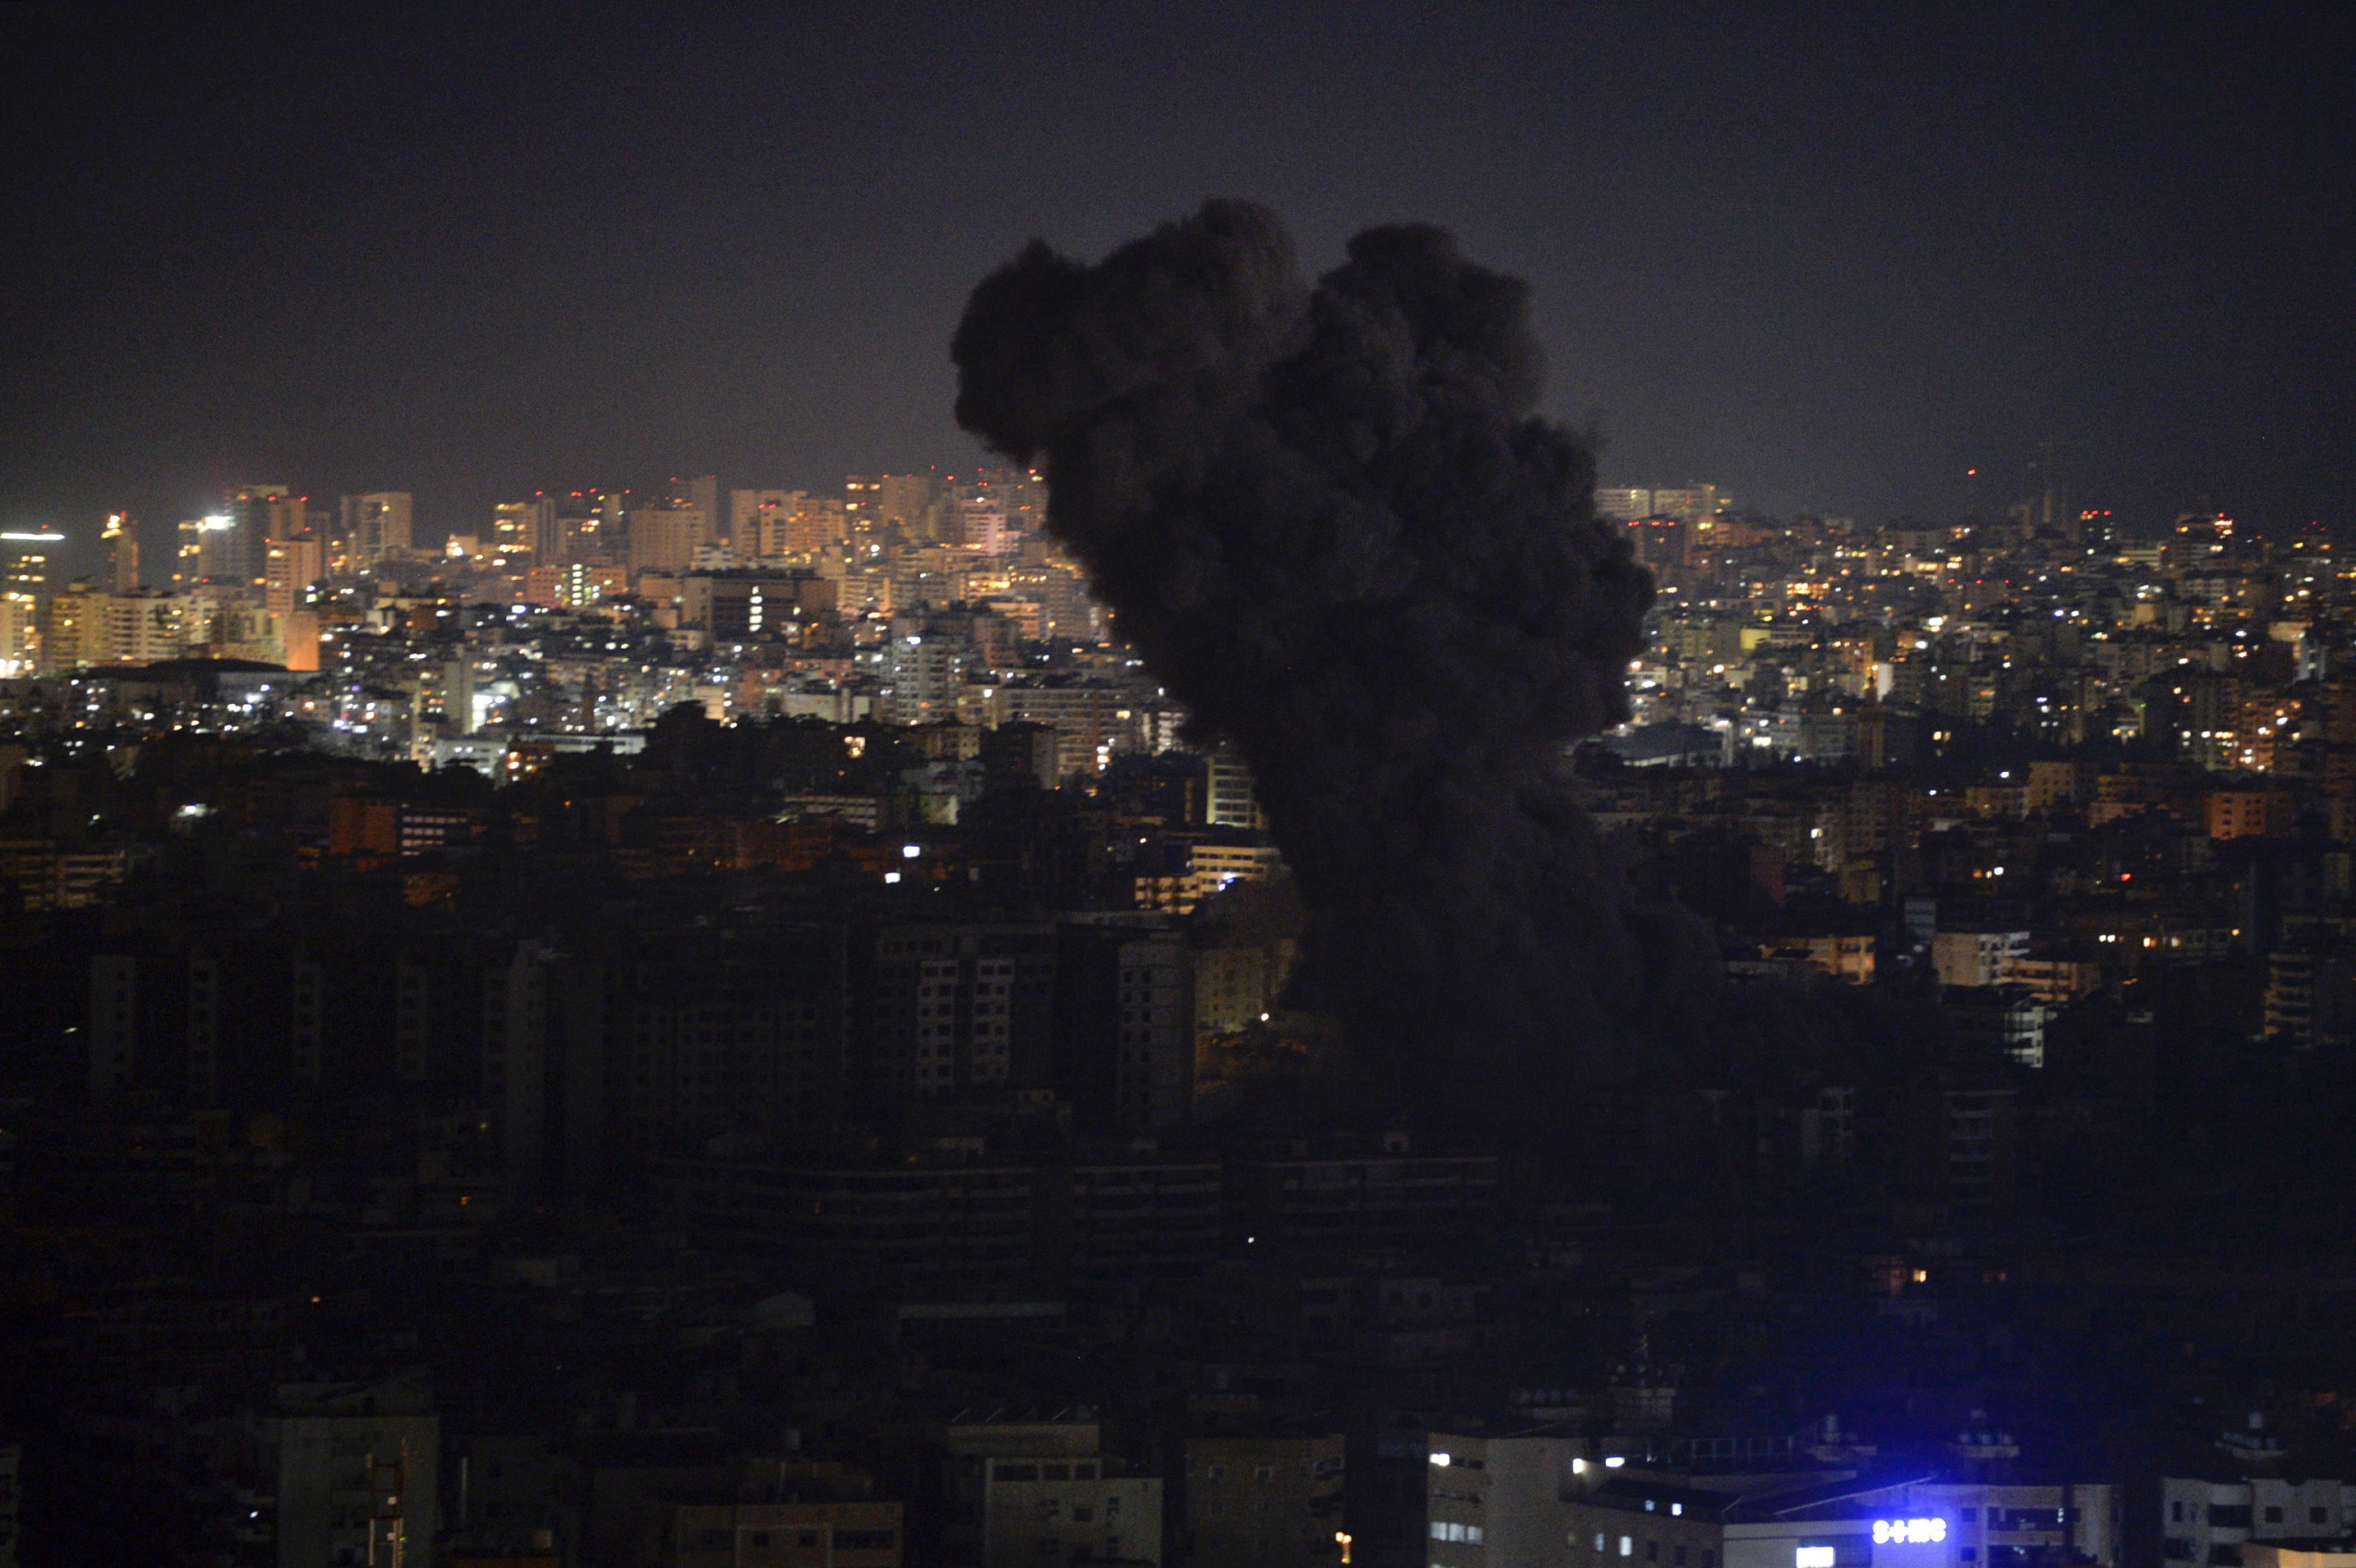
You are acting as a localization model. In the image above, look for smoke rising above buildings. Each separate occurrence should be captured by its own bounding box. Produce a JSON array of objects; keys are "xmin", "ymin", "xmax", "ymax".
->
[{"xmin": 953, "ymin": 200, "xmax": 1719, "ymax": 1124}]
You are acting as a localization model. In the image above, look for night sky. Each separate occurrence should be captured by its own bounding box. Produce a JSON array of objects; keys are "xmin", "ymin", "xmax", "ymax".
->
[{"xmin": 4, "ymin": 3, "xmax": 2351, "ymax": 566}]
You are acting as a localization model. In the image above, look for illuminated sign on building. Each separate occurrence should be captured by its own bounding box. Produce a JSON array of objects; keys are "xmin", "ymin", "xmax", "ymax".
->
[{"xmin": 1873, "ymin": 1520, "xmax": 1948, "ymax": 1545}]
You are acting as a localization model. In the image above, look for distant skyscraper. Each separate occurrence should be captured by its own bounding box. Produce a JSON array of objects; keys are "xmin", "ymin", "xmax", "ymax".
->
[
  {"xmin": 1648, "ymin": 485, "xmax": 1720, "ymax": 524},
  {"xmin": 785, "ymin": 496, "xmax": 847, "ymax": 556},
  {"xmin": 0, "ymin": 531, "xmax": 61, "ymax": 676},
  {"xmin": 730, "ymin": 489, "xmax": 799, "ymax": 560},
  {"xmin": 339, "ymin": 491, "xmax": 413, "ymax": 571},
  {"xmin": 174, "ymin": 517, "xmax": 236, "ymax": 587},
  {"xmin": 102, "ymin": 513, "xmax": 139, "ymax": 593},
  {"xmin": 40, "ymin": 581, "xmax": 105, "ymax": 674},
  {"xmin": 958, "ymin": 497, "xmax": 1011, "ymax": 555},
  {"xmin": 845, "ymin": 475, "xmax": 882, "ymax": 535},
  {"xmin": 0, "ymin": 595, "xmax": 35, "ymax": 676},
  {"xmin": 229, "ymin": 483, "xmax": 305, "ymax": 540},
  {"xmin": 672, "ymin": 473, "xmax": 718, "ymax": 522},
  {"xmin": 265, "ymin": 536, "xmax": 324, "ymax": 619},
  {"xmin": 491, "ymin": 497, "xmax": 557, "ymax": 558},
  {"xmin": 2009, "ymin": 448, "xmax": 2073, "ymax": 541},
  {"xmin": 1594, "ymin": 487, "xmax": 1650, "ymax": 521},
  {"xmin": 879, "ymin": 473, "xmax": 938, "ymax": 536},
  {"xmin": 973, "ymin": 466, "xmax": 1045, "ymax": 541},
  {"xmin": 627, "ymin": 506, "xmax": 710, "ymax": 574},
  {"xmin": 1596, "ymin": 484, "xmax": 1721, "ymax": 525},
  {"xmin": 550, "ymin": 490, "xmax": 626, "ymax": 564},
  {"xmin": 1, "ymin": 531, "xmax": 60, "ymax": 600},
  {"xmin": 104, "ymin": 591, "xmax": 191, "ymax": 665},
  {"xmin": 210, "ymin": 484, "xmax": 303, "ymax": 584}
]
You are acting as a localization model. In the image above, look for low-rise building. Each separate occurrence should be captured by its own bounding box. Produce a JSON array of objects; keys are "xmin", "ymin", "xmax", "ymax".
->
[
  {"xmin": 2160, "ymin": 1435, "xmax": 2356, "ymax": 1568},
  {"xmin": 664, "ymin": 1502, "xmax": 903, "ymax": 1568},
  {"xmin": 1426, "ymin": 1431, "xmax": 1591, "ymax": 1568},
  {"xmin": 980, "ymin": 1453, "xmax": 1161, "ymax": 1568},
  {"xmin": 1184, "ymin": 1433, "xmax": 1346, "ymax": 1568},
  {"xmin": 1550, "ymin": 1470, "xmax": 2117, "ymax": 1568}
]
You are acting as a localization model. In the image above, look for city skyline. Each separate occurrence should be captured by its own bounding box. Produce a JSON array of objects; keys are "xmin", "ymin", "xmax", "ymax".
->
[
  {"xmin": 5, "ymin": 5, "xmax": 2353, "ymax": 556},
  {"xmin": 2, "ymin": 449, "xmax": 2281, "ymax": 591},
  {"xmin": 11, "ymin": 6, "xmax": 2356, "ymax": 1559}
]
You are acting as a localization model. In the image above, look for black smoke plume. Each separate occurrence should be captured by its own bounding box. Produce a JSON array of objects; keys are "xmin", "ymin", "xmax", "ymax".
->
[{"xmin": 953, "ymin": 200, "xmax": 1719, "ymax": 1127}]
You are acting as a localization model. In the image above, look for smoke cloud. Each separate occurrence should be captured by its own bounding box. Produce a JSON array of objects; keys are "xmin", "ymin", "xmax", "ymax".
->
[{"xmin": 953, "ymin": 200, "xmax": 1718, "ymax": 1126}]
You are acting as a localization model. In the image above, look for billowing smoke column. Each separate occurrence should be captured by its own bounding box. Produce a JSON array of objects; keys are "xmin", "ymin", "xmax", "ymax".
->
[{"xmin": 953, "ymin": 200, "xmax": 1717, "ymax": 1125}]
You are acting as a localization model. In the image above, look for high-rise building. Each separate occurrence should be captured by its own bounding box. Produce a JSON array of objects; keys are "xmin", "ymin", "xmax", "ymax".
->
[
  {"xmin": 1206, "ymin": 747, "xmax": 1267, "ymax": 830},
  {"xmin": 101, "ymin": 512, "xmax": 139, "ymax": 592},
  {"xmin": 214, "ymin": 604, "xmax": 283, "ymax": 663},
  {"xmin": 31, "ymin": 584, "xmax": 194, "ymax": 670},
  {"xmin": 618, "ymin": 926, "xmax": 850, "ymax": 1161},
  {"xmin": 207, "ymin": 483, "xmax": 302, "ymax": 584},
  {"xmin": 229, "ymin": 483, "xmax": 305, "ymax": 541},
  {"xmin": 883, "ymin": 613, "xmax": 975, "ymax": 723},
  {"xmin": 788, "ymin": 495, "xmax": 849, "ymax": 556},
  {"xmin": 859, "ymin": 923, "xmax": 1057, "ymax": 1105},
  {"xmin": 729, "ymin": 488, "xmax": 800, "ymax": 560},
  {"xmin": 491, "ymin": 496, "xmax": 557, "ymax": 558},
  {"xmin": 103, "ymin": 590, "xmax": 191, "ymax": 665},
  {"xmin": 669, "ymin": 472, "xmax": 718, "ymax": 521},
  {"xmin": 973, "ymin": 466, "xmax": 1045, "ymax": 542},
  {"xmin": 339, "ymin": 491, "xmax": 413, "ymax": 571},
  {"xmin": 551, "ymin": 490, "xmax": 625, "ymax": 564},
  {"xmin": 2, "ymin": 530, "xmax": 62, "ymax": 600},
  {"xmin": 1595, "ymin": 486, "xmax": 1648, "ymax": 520},
  {"xmin": 959, "ymin": 498, "xmax": 1011, "ymax": 555},
  {"xmin": 182, "ymin": 513, "xmax": 235, "ymax": 585},
  {"xmin": 1596, "ymin": 484, "xmax": 1720, "ymax": 524},
  {"xmin": 4, "ymin": 530, "xmax": 63, "ymax": 676},
  {"xmin": 1625, "ymin": 513, "xmax": 1689, "ymax": 572},
  {"xmin": 0, "ymin": 593, "xmax": 37, "ymax": 677},
  {"xmin": 846, "ymin": 474, "xmax": 882, "ymax": 535},
  {"xmin": 879, "ymin": 472, "xmax": 939, "ymax": 536},
  {"xmin": 40, "ymin": 581, "xmax": 107, "ymax": 673},
  {"xmin": 1112, "ymin": 931, "xmax": 1194, "ymax": 1129},
  {"xmin": 2008, "ymin": 443, "xmax": 2075, "ymax": 540},
  {"xmin": 265, "ymin": 536, "xmax": 324, "ymax": 619},
  {"xmin": 417, "ymin": 657, "xmax": 475, "ymax": 736},
  {"xmin": 981, "ymin": 721, "xmax": 1061, "ymax": 791},
  {"xmin": 626, "ymin": 505, "xmax": 710, "ymax": 574}
]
